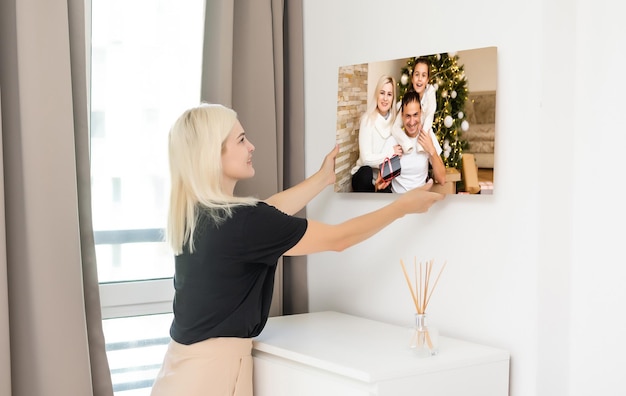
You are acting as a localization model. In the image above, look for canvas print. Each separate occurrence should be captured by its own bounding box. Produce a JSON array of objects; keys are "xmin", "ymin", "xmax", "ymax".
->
[{"xmin": 334, "ymin": 46, "xmax": 497, "ymax": 195}]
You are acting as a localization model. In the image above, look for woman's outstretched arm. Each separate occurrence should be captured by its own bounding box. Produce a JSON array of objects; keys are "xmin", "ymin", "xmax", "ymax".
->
[{"xmin": 285, "ymin": 181, "xmax": 444, "ymax": 256}]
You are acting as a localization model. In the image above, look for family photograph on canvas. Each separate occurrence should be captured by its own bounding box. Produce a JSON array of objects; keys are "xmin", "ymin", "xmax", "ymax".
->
[{"xmin": 334, "ymin": 46, "xmax": 497, "ymax": 195}]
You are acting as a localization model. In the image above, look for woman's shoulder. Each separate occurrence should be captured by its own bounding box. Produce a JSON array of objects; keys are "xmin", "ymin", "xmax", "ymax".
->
[
  {"xmin": 238, "ymin": 201, "xmax": 307, "ymax": 240},
  {"xmin": 196, "ymin": 201, "xmax": 260, "ymax": 224},
  {"xmin": 237, "ymin": 201, "xmax": 291, "ymax": 219}
]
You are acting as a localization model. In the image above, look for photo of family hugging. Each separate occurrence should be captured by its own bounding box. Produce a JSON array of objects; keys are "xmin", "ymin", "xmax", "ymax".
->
[{"xmin": 334, "ymin": 46, "xmax": 497, "ymax": 195}]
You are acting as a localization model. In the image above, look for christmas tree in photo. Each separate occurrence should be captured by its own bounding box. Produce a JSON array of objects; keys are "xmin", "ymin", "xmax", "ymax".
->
[{"xmin": 397, "ymin": 53, "xmax": 469, "ymax": 169}]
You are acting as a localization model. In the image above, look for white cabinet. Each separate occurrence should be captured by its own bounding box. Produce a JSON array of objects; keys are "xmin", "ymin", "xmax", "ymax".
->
[{"xmin": 253, "ymin": 311, "xmax": 509, "ymax": 396}]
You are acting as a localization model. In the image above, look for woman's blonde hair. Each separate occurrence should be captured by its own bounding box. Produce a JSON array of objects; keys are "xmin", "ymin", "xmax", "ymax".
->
[
  {"xmin": 363, "ymin": 75, "xmax": 397, "ymax": 125},
  {"xmin": 167, "ymin": 103, "xmax": 257, "ymax": 254}
]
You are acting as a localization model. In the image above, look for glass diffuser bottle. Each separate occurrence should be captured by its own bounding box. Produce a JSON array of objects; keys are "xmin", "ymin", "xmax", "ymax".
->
[
  {"xmin": 400, "ymin": 258, "xmax": 446, "ymax": 358},
  {"xmin": 410, "ymin": 313, "xmax": 439, "ymax": 357}
]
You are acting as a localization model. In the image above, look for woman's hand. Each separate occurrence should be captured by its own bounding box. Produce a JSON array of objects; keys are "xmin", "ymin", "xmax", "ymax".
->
[
  {"xmin": 395, "ymin": 180, "xmax": 445, "ymax": 214},
  {"xmin": 318, "ymin": 144, "xmax": 339, "ymax": 186},
  {"xmin": 393, "ymin": 144, "xmax": 403, "ymax": 157},
  {"xmin": 265, "ymin": 145, "xmax": 338, "ymax": 215}
]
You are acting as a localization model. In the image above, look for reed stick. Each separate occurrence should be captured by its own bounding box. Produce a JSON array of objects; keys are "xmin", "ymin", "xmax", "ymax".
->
[
  {"xmin": 400, "ymin": 259, "xmax": 419, "ymax": 312},
  {"xmin": 424, "ymin": 329, "xmax": 434, "ymax": 349},
  {"xmin": 422, "ymin": 260, "xmax": 430, "ymax": 313},
  {"xmin": 424, "ymin": 260, "xmax": 447, "ymax": 310},
  {"xmin": 400, "ymin": 258, "xmax": 446, "ymax": 314},
  {"xmin": 416, "ymin": 259, "xmax": 421, "ymax": 313}
]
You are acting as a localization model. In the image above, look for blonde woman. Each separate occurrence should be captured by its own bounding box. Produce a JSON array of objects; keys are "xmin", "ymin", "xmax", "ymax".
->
[
  {"xmin": 150, "ymin": 103, "xmax": 443, "ymax": 396},
  {"xmin": 351, "ymin": 75, "xmax": 403, "ymax": 192}
]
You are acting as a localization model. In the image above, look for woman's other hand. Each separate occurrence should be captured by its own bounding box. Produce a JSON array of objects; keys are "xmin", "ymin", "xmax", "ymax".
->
[{"xmin": 396, "ymin": 180, "xmax": 444, "ymax": 214}]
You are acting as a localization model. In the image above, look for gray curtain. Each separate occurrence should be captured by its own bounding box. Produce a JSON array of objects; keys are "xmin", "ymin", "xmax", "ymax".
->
[
  {"xmin": 0, "ymin": 0, "xmax": 113, "ymax": 395},
  {"xmin": 282, "ymin": 0, "xmax": 308, "ymax": 315},
  {"xmin": 1, "ymin": 90, "xmax": 11, "ymax": 396},
  {"xmin": 201, "ymin": 0, "xmax": 308, "ymax": 315}
]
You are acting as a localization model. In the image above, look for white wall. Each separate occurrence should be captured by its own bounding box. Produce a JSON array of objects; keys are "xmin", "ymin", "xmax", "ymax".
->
[
  {"xmin": 302, "ymin": 1, "xmax": 626, "ymax": 396},
  {"xmin": 568, "ymin": 1, "xmax": 626, "ymax": 394}
]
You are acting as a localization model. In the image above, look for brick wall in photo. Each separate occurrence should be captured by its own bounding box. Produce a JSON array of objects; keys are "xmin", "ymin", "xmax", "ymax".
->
[{"xmin": 335, "ymin": 63, "xmax": 367, "ymax": 192}]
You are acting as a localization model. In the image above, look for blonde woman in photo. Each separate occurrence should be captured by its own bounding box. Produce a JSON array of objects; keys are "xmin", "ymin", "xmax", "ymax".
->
[{"xmin": 350, "ymin": 75, "xmax": 403, "ymax": 192}]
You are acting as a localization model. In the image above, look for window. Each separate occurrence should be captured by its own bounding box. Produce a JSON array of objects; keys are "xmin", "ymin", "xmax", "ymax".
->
[{"xmin": 89, "ymin": 0, "xmax": 205, "ymax": 393}]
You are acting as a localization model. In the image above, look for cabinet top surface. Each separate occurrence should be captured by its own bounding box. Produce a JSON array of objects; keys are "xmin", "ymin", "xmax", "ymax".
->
[{"xmin": 253, "ymin": 311, "xmax": 509, "ymax": 382}]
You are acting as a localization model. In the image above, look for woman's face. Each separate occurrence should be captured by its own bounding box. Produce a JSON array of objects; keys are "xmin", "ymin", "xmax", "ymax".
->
[
  {"xmin": 376, "ymin": 81, "xmax": 394, "ymax": 116},
  {"xmin": 221, "ymin": 120, "xmax": 255, "ymax": 183},
  {"xmin": 411, "ymin": 63, "xmax": 429, "ymax": 96}
]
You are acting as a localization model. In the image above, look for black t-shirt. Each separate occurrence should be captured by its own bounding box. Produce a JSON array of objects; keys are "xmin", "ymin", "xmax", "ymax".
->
[{"xmin": 170, "ymin": 202, "xmax": 308, "ymax": 345}]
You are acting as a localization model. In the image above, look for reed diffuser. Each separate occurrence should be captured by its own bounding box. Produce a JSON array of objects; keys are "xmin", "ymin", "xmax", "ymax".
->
[{"xmin": 400, "ymin": 258, "xmax": 446, "ymax": 357}]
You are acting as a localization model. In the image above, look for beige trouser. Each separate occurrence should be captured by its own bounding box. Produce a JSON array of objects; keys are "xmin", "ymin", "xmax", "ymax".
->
[{"xmin": 150, "ymin": 337, "xmax": 253, "ymax": 396}]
